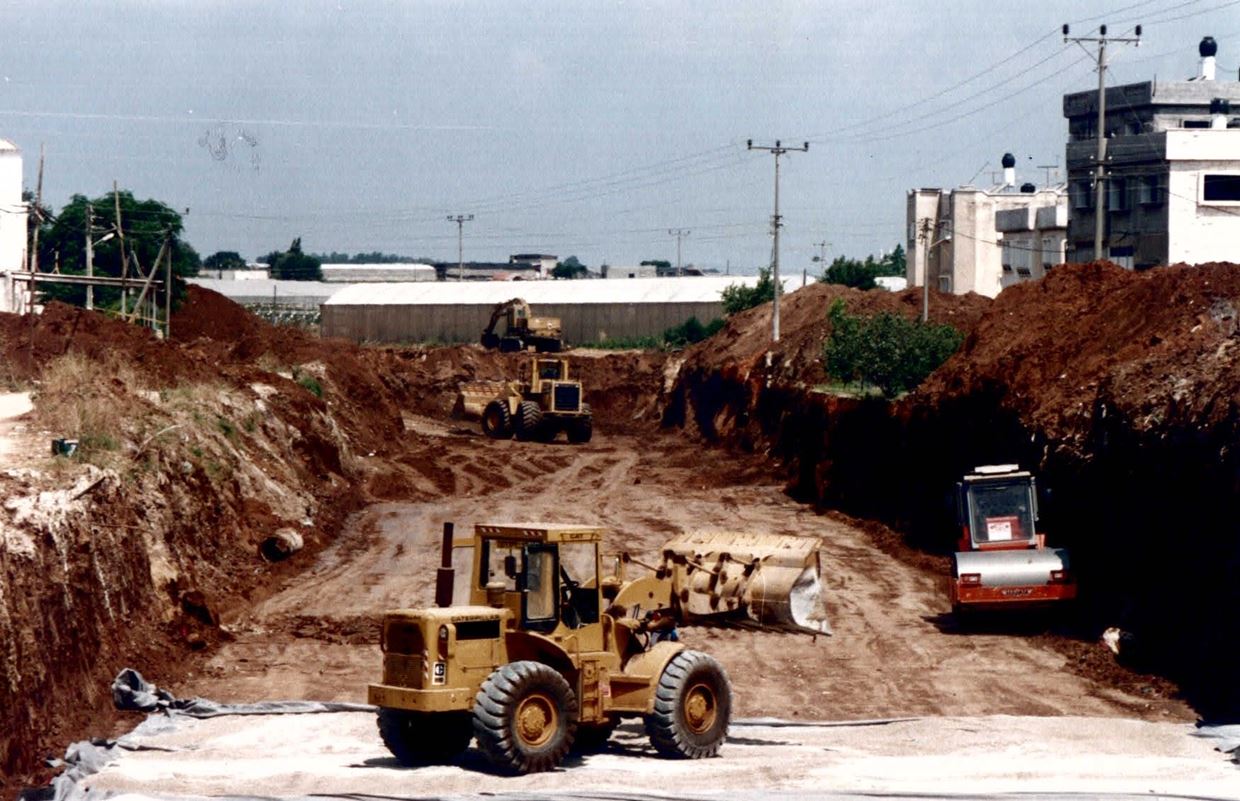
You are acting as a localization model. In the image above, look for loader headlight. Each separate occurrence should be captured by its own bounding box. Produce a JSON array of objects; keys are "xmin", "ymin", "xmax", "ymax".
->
[
  {"xmin": 1049, "ymin": 569, "xmax": 1070, "ymax": 584},
  {"xmin": 960, "ymin": 573, "xmax": 982, "ymax": 586}
]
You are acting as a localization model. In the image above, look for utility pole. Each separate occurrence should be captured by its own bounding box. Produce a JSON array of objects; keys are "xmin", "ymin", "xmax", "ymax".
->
[
  {"xmin": 813, "ymin": 240, "xmax": 831, "ymax": 274},
  {"xmin": 30, "ymin": 145, "xmax": 44, "ymax": 275},
  {"xmin": 114, "ymin": 181, "xmax": 128, "ymax": 316},
  {"xmin": 917, "ymin": 218, "xmax": 949, "ymax": 323},
  {"xmin": 668, "ymin": 228, "xmax": 690, "ymax": 277},
  {"xmin": 747, "ymin": 139, "xmax": 809, "ymax": 343},
  {"xmin": 447, "ymin": 214, "xmax": 474, "ymax": 281},
  {"xmin": 1063, "ymin": 23, "xmax": 1141, "ymax": 262},
  {"xmin": 85, "ymin": 203, "xmax": 94, "ymax": 310}
]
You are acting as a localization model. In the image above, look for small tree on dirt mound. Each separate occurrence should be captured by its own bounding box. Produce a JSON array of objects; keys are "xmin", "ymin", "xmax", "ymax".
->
[
  {"xmin": 721, "ymin": 268, "xmax": 776, "ymax": 315},
  {"xmin": 663, "ymin": 316, "xmax": 725, "ymax": 347},
  {"xmin": 267, "ymin": 238, "xmax": 323, "ymax": 281},
  {"xmin": 823, "ymin": 299, "xmax": 963, "ymax": 398}
]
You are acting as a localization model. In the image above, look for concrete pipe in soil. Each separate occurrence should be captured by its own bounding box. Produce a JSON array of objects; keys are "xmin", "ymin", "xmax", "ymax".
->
[{"xmin": 260, "ymin": 529, "xmax": 305, "ymax": 562}]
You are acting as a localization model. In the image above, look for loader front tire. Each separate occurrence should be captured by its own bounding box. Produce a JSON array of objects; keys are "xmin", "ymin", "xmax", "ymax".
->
[
  {"xmin": 473, "ymin": 661, "xmax": 578, "ymax": 774},
  {"xmin": 482, "ymin": 400, "xmax": 513, "ymax": 439},
  {"xmin": 377, "ymin": 708, "xmax": 472, "ymax": 766},
  {"xmin": 645, "ymin": 650, "xmax": 731, "ymax": 759},
  {"xmin": 515, "ymin": 401, "xmax": 543, "ymax": 441}
]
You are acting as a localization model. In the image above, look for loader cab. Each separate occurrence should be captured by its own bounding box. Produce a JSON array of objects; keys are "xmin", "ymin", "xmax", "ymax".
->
[
  {"xmin": 473, "ymin": 524, "xmax": 602, "ymax": 634},
  {"xmin": 955, "ymin": 465, "xmax": 1040, "ymax": 552}
]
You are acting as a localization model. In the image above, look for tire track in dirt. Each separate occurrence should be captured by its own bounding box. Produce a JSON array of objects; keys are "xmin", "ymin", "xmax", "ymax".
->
[{"xmin": 184, "ymin": 431, "xmax": 1191, "ymax": 724}]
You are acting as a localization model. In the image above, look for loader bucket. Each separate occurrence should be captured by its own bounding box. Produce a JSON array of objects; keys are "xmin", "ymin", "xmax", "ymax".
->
[
  {"xmin": 453, "ymin": 381, "xmax": 506, "ymax": 420},
  {"xmin": 661, "ymin": 532, "xmax": 831, "ymax": 635}
]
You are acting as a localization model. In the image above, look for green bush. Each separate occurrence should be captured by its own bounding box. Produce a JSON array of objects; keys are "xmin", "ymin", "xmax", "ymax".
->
[
  {"xmin": 721, "ymin": 268, "xmax": 775, "ymax": 315},
  {"xmin": 823, "ymin": 299, "xmax": 962, "ymax": 398},
  {"xmin": 663, "ymin": 316, "xmax": 725, "ymax": 347}
]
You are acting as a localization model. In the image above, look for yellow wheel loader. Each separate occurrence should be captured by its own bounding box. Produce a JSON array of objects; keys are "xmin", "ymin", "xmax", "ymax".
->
[
  {"xmin": 455, "ymin": 357, "xmax": 592, "ymax": 443},
  {"xmin": 367, "ymin": 522, "xmax": 830, "ymax": 774},
  {"xmin": 480, "ymin": 298, "xmax": 563, "ymax": 353}
]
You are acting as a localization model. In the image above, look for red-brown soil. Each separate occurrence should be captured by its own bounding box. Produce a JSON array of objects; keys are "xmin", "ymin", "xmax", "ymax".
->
[{"xmin": 5, "ymin": 266, "xmax": 1239, "ymax": 796}]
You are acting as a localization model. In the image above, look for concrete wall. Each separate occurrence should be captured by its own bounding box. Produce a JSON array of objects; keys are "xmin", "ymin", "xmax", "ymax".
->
[
  {"xmin": 0, "ymin": 145, "xmax": 25, "ymax": 276},
  {"xmin": 321, "ymin": 301, "xmax": 726, "ymax": 344}
]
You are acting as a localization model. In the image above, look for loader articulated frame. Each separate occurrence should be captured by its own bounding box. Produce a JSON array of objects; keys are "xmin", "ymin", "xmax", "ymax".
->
[{"xmin": 367, "ymin": 522, "xmax": 828, "ymax": 774}]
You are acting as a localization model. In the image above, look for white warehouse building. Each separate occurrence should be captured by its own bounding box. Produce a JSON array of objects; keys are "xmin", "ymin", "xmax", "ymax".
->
[
  {"xmin": 0, "ymin": 140, "xmax": 27, "ymax": 313},
  {"xmin": 320, "ymin": 276, "xmax": 795, "ymax": 344}
]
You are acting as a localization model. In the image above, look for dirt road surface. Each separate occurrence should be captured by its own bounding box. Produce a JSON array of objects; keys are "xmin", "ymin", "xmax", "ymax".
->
[
  {"xmin": 183, "ymin": 419, "xmax": 1187, "ymax": 722},
  {"xmin": 83, "ymin": 712, "xmax": 1237, "ymax": 798},
  {"xmin": 0, "ymin": 391, "xmax": 34, "ymax": 470}
]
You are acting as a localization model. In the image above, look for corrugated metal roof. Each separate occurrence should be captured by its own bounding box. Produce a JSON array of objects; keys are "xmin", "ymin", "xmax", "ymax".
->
[
  {"xmin": 323, "ymin": 275, "xmax": 799, "ymax": 306},
  {"xmin": 188, "ymin": 278, "xmax": 343, "ymax": 301}
]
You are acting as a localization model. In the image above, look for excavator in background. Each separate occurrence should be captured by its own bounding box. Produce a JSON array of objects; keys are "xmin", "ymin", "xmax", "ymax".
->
[
  {"xmin": 368, "ymin": 522, "xmax": 829, "ymax": 774},
  {"xmin": 481, "ymin": 298, "xmax": 563, "ymax": 353},
  {"xmin": 455, "ymin": 357, "xmax": 592, "ymax": 443},
  {"xmin": 948, "ymin": 465, "xmax": 1076, "ymax": 616}
]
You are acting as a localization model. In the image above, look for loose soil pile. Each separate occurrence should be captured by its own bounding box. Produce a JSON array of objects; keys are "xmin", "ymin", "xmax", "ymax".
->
[{"xmin": 666, "ymin": 263, "xmax": 1240, "ymax": 719}]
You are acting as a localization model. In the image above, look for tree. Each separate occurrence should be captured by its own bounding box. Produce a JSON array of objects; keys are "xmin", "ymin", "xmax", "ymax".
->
[
  {"xmin": 553, "ymin": 255, "xmax": 588, "ymax": 279},
  {"xmin": 821, "ymin": 256, "xmax": 878, "ymax": 290},
  {"xmin": 203, "ymin": 251, "xmax": 246, "ymax": 273},
  {"xmin": 823, "ymin": 299, "xmax": 963, "ymax": 398},
  {"xmin": 818, "ymin": 244, "xmax": 907, "ymax": 290},
  {"xmin": 267, "ymin": 238, "xmax": 323, "ymax": 281},
  {"xmin": 34, "ymin": 190, "xmax": 200, "ymax": 306},
  {"xmin": 721, "ymin": 268, "xmax": 776, "ymax": 315},
  {"xmin": 663, "ymin": 316, "xmax": 725, "ymax": 347}
]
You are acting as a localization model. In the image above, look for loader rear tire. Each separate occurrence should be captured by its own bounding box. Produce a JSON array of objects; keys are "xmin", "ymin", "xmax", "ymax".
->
[
  {"xmin": 377, "ymin": 708, "xmax": 472, "ymax": 766},
  {"xmin": 567, "ymin": 407, "xmax": 593, "ymax": 444},
  {"xmin": 515, "ymin": 401, "xmax": 543, "ymax": 441},
  {"xmin": 645, "ymin": 650, "xmax": 731, "ymax": 759},
  {"xmin": 473, "ymin": 661, "xmax": 578, "ymax": 774},
  {"xmin": 482, "ymin": 400, "xmax": 513, "ymax": 439}
]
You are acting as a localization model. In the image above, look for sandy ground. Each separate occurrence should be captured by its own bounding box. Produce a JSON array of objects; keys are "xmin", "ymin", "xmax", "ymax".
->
[
  {"xmin": 183, "ymin": 419, "xmax": 1187, "ymax": 722},
  {"xmin": 75, "ymin": 418, "xmax": 1216, "ymax": 798},
  {"xmin": 83, "ymin": 712, "xmax": 1239, "ymax": 798},
  {"xmin": 0, "ymin": 391, "xmax": 34, "ymax": 469}
]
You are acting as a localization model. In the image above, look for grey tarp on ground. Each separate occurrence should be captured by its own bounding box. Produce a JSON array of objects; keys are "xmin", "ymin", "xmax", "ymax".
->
[
  {"xmin": 22, "ymin": 669, "xmax": 377, "ymax": 801},
  {"xmin": 1193, "ymin": 723, "xmax": 1240, "ymax": 764},
  {"xmin": 25, "ymin": 669, "xmax": 1240, "ymax": 801}
]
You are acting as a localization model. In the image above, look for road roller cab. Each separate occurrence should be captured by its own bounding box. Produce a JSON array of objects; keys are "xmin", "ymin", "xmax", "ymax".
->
[{"xmin": 949, "ymin": 465, "xmax": 1076, "ymax": 615}]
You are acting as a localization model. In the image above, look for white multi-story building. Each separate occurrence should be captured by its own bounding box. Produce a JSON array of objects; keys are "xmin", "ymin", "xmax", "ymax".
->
[
  {"xmin": 907, "ymin": 153, "xmax": 1067, "ymax": 297},
  {"xmin": 0, "ymin": 139, "xmax": 27, "ymax": 313},
  {"xmin": 1062, "ymin": 37, "xmax": 1240, "ymax": 268}
]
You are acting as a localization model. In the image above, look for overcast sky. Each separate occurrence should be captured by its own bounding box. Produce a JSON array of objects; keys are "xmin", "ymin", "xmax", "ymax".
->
[{"xmin": 2, "ymin": 0, "xmax": 1238, "ymax": 273}]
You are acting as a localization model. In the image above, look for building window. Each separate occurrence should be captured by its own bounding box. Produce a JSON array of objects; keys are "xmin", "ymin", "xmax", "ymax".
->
[
  {"xmin": 1042, "ymin": 236, "xmax": 1061, "ymax": 269},
  {"xmin": 1202, "ymin": 174, "xmax": 1240, "ymax": 203},
  {"xmin": 1107, "ymin": 178, "xmax": 1128, "ymax": 211},
  {"xmin": 1071, "ymin": 181, "xmax": 1093, "ymax": 210},
  {"xmin": 1182, "ymin": 119, "xmax": 1211, "ymax": 129},
  {"xmin": 1001, "ymin": 241, "xmax": 1013, "ymax": 272},
  {"xmin": 1109, "ymin": 246, "xmax": 1134, "ymax": 270},
  {"xmin": 938, "ymin": 275, "xmax": 952, "ymax": 293},
  {"xmin": 1138, "ymin": 175, "xmax": 1163, "ymax": 205}
]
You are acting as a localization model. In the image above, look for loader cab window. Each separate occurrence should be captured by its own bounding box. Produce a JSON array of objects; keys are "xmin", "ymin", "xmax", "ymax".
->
[
  {"xmin": 481, "ymin": 540, "xmax": 523, "ymax": 592},
  {"xmin": 523, "ymin": 545, "xmax": 558, "ymax": 630},
  {"xmin": 968, "ymin": 481, "xmax": 1036, "ymax": 544},
  {"xmin": 558, "ymin": 542, "xmax": 600, "ymax": 628},
  {"xmin": 537, "ymin": 361, "xmax": 563, "ymax": 380}
]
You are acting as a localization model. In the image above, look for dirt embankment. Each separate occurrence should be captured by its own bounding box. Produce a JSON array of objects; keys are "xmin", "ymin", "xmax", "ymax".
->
[
  {"xmin": 665, "ymin": 264, "xmax": 1240, "ymax": 719},
  {"xmin": 0, "ymin": 289, "xmax": 421, "ymax": 792},
  {"xmin": 0, "ymin": 288, "xmax": 667, "ymax": 794}
]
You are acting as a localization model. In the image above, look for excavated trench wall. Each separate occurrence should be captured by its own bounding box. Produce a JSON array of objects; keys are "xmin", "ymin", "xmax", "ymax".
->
[{"xmin": 666, "ymin": 361, "xmax": 1240, "ymax": 719}]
